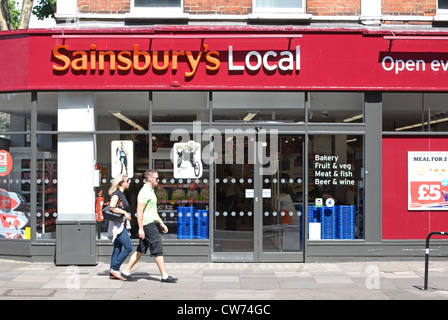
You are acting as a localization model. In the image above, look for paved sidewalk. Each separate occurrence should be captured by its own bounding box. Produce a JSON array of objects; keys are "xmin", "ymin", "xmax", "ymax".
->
[{"xmin": 0, "ymin": 259, "xmax": 447, "ymax": 300}]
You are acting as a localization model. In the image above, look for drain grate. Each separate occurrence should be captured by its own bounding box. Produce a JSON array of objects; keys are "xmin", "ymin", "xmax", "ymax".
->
[{"xmin": 3, "ymin": 289, "xmax": 56, "ymax": 297}]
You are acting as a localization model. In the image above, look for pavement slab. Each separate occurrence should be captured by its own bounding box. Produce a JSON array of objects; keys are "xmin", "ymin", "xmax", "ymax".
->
[{"xmin": 0, "ymin": 258, "xmax": 446, "ymax": 301}]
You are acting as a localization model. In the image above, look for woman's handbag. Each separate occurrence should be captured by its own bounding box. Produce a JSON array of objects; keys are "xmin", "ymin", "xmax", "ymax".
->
[{"xmin": 102, "ymin": 200, "xmax": 124, "ymax": 221}]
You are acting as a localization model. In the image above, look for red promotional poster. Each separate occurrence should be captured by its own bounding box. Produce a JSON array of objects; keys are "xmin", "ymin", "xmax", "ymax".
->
[
  {"xmin": 408, "ymin": 152, "xmax": 448, "ymax": 210},
  {"xmin": 0, "ymin": 150, "xmax": 12, "ymax": 177}
]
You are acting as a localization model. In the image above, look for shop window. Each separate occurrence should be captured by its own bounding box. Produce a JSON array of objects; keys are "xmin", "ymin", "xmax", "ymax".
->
[
  {"xmin": 135, "ymin": 0, "xmax": 181, "ymax": 7},
  {"xmin": 212, "ymin": 91, "xmax": 305, "ymax": 123},
  {"xmin": 36, "ymin": 93, "xmax": 58, "ymax": 239},
  {"xmin": 95, "ymin": 92, "xmax": 149, "ymax": 132},
  {"xmin": 152, "ymin": 92, "xmax": 209, "ymax": 123},
  {"xmin": 95, "ymin": 132, "xmax": 210, "ymax": 241},
  {"xmin": 35, "ymin": 144, "xmax": 57, "ymax": 239},
  {"xmin": 0, "ymin": 141, "xmax": 31, "ymax": 239},
  {"xmin": 0, "ymin": 93, "xmax": 32, "ymax": 240},
  {"xmin": 383, "ymin": 93, "xmax": 448, "ymax": 132},
  {"xmin": 308, "ymin": 134, "xmax": 364, "ymax": 240},
  {"xmin": 131, "ymin": 0, "xmax": 183, "ymax": 15},
  {"xmin": 309, "ymin": 92, "xmax": 364, "ymax": 123},
  {"xmin": 253, "ymin": 0, "xmax": 305, "ymax": 13},
  {"xmin": 152, "ymin": 134, "xmax": 210, "ymax": 240},
  {"xmin": 438, "ymin": 0, "xmax": 448, "ymax": 13},
  {"xmin": 95, "ymin": 133, "xmax": 149, "ymax": 240}
]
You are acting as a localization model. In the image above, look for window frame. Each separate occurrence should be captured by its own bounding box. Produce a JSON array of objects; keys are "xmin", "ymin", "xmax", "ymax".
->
[{"xmin": 252, "ymin": 0, "xmax": 306, "ymax": 14}]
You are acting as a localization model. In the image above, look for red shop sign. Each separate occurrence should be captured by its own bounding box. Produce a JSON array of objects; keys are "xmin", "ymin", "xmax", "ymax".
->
[{"xmin": 2, "ymin": 29, "xmax": 448, "ymax": 91}]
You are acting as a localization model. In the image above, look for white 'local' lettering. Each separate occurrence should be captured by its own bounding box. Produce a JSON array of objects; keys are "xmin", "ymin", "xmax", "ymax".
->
[{"xmin": 228, "ymin": 45, "xmax": 300, "ymax": 72}]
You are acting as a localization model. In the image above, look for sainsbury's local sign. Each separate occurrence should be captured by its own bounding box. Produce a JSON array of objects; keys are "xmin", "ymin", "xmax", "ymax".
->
[
  {"xmin": 3, "ymin": 32, "xmax": 444, "ymax": 91},
  {"xmin": 52, "ymin": 44, "xmax": 301, "ymax": 77}
]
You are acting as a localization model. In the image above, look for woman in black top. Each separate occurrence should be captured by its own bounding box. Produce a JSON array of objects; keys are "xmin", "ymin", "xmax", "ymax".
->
[{"xmin": 108, "ymin": 174, "xmax": 133, "ymax": 280}]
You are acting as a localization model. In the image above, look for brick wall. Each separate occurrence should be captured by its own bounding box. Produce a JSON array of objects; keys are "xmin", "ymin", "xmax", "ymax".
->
[
  {"xmin": 307, "ymin": 0, "xmax": 360, "ymax": 15},
  {"xmin": 76, "ymin": 0, "xmax": 437, "ymax": 17},
  {"xmin": 184, "ymin": 0, "xmax": 251, "ymax": 15},
  {"xmin": 78, "ymin": 0, "xmax": 131, "ymax": 14},
  {"xmin": 382, "ymin": 0, "xmax": 436, "ymax": 16},
  {"xmin": 77, "ymin": 0, "xmax": 251, "ymax": 15}
]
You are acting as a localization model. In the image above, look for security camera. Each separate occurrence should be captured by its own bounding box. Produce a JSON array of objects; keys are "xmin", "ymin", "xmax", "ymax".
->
[{"xmin": 322, "ymin": 111, "xmax": 329, "ymax": 117}]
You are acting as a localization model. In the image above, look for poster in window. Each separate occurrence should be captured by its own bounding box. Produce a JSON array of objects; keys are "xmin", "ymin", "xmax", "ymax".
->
[
  {"xmin": 408, "ymin": 151, "xmax": 448, "ymax": 210},
  {"xmin": 173, "ymin": 141, "xmax": 202, "ymax": 179},
  {"xmin": 111, "ymin": 140, "xmax": 134, "ymax": 178},
  {"xmin": 0, "ymin": 150, "xmax": 12, "ymax": 177}
]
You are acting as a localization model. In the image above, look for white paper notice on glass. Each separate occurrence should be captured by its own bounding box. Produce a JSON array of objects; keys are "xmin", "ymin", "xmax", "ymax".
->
[{"xmin": 262, "ymin": 189, "xmax": 271, "ymax": 198}]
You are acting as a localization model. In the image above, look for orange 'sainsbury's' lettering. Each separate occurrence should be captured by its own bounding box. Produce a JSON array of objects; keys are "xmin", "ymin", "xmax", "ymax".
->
[
  {"xmin": 52, "ymin": 44, "xmax": 220, "ymax": 77},
  {"xmin": 133, "ymin": 44, "xmax": 150, "ymax": 71},
  {"xmin": 53, "ymin": 45, "xmax": 71, "ymax": 71},
  {"xmin": 117, "ymin": 51, "xmax": 132, "ymax": 71}
]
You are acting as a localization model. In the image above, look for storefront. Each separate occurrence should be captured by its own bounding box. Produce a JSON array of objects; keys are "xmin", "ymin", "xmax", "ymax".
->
[{"xmin": 0, "ymin": 27, "xmax": 447, "ymax": 263}]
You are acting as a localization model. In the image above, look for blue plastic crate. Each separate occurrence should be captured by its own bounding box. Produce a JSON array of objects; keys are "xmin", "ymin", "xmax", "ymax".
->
[
  {"xmin": 195, "ymin": 209, "xmax": 209, "ymax": 239},
  {"xmin": 177, "ymin": 207, "xmax": 195, "ymax": 239},
  {"xmin": 307, "ymin": 205, "xmax": 321, "ymax": 223},
  {"xmin": 337, "ymin": 205, "xmax": 355, "ymax": 239},
  {"xmin": 320, "ymin": 206, "xmax": 337, "ymax": 239}
]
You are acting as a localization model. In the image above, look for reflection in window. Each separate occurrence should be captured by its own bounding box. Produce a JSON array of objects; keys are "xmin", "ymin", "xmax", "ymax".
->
[{"xmin": 308, "ymin": 135, "xmax": 364, "ymax": 240}]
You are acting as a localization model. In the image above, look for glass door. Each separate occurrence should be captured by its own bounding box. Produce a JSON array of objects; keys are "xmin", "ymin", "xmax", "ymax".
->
[
  {"xmin": 259, "ymin": 134, "xmax": 304, "ymax": 262},
  {"xmin": 213, "ymin": 133, "xmax": 256, "ymax": 261},
  {"xmin": 212, "ymin": 131, "xmax": 304, "ymax": 262}
]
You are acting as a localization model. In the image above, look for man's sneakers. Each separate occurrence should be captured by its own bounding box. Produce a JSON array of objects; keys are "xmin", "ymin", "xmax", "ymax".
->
[
  {"xmin": 122, "ymin": 272, "xmax": 135, "ymax": 281},
  {"xmin": 161, "ymin": 275, "xmax": 178, "ymax": 283}
]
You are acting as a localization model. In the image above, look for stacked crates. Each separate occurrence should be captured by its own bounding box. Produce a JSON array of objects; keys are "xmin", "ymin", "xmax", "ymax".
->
[
  {"xmin": 195, "ymin": 210, "xmax": 209, "ymax": 239},
  {"xmin": 307, "ymin": 205, "xmax": 356, "ymax": 240},
  {"xmin": 337, "ymin": 205, "xmax": 355, "ymax": 239},
  {"xmin": 320, "ymin": 206, "xmax": 338, "ymax": 239},
  {"xmin": 177, "ymin": 207, "xmax": 195, "ymax": 239},
  {"xmin": 177, "ymin": 207, "xmax": 209, "ymax": 239}
]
